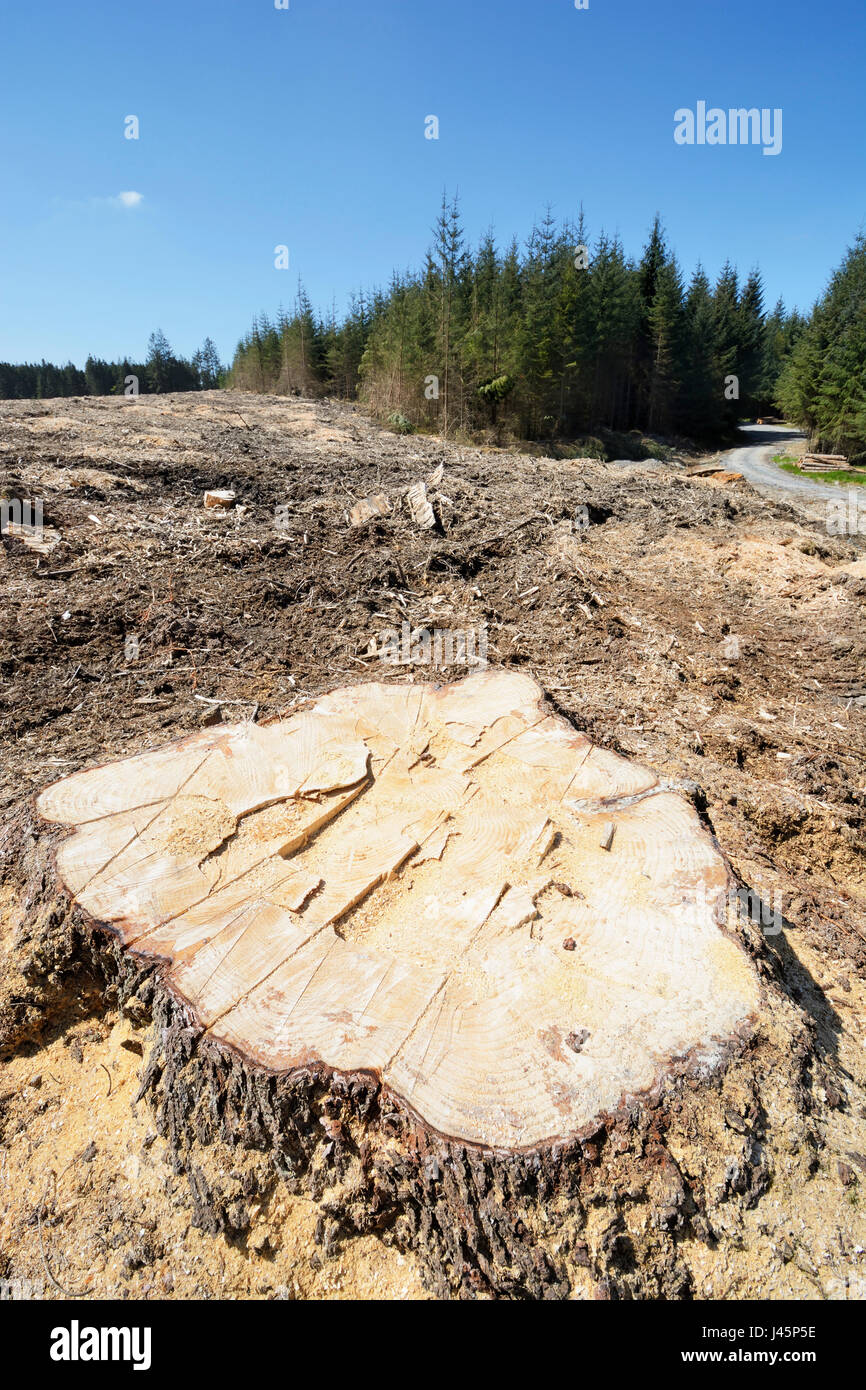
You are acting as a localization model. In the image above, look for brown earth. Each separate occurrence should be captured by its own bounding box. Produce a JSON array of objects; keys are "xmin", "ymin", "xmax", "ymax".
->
[{"xmin": 0, "ymin": 390, "xmax": 864, "ymax": 1300}]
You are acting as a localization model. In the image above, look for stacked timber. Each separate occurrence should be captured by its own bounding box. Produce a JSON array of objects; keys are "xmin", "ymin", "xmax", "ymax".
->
[{"xmin": 801, "ymin": 453, "xmax": 849, "ymax": 472}]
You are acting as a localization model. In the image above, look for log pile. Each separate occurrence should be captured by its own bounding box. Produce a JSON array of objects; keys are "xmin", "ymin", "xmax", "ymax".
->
[{"xmin": 800, "ymin": 453, "xmax": 849, "ymax": 472}]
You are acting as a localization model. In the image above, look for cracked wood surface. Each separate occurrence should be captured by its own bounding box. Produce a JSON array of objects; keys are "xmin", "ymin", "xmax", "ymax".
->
[{"xmin": 36, "ymin": 670, "xmax": 761, "ymax": 1149}]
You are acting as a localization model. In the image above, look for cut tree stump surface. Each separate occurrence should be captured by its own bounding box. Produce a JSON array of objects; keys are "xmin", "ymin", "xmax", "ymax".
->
[{"xmin": 36, "ymin": 670, "xmax": 760, "ymax": 1150}]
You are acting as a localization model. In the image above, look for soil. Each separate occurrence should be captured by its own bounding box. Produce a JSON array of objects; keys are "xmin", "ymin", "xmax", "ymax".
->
[{"xmin": 1, "ymin": 390, "xmax": 864, "ymax": 1300}]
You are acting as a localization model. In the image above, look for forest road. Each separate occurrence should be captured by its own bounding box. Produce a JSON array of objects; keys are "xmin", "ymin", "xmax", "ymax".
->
[{"xmin": 721, "ymin": 424, "xmax": 852, "ymax": 509}]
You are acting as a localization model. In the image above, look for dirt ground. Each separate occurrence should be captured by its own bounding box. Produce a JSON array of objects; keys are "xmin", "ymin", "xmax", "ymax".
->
[{"xmin": 0, "ymin": 390, "xmax": 864, "ymax": 1300}]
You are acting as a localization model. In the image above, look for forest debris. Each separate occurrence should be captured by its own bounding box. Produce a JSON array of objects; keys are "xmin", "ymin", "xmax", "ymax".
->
[
  {"xmin": 2, "ymin": 521, "xmax": 62, "ymax": 555},
  {"xmin": 406, "ymin": 480, "xmax": 436, "ymax": 529},
  {"xmin": 4, "ymin": 391, "xmax": 865, "ymax": 1305},
  {"xmin": 685, "ymin": 462, "xmax": 744, "ymax": 486},
  {"xmin": 686, "ymin": 461, "xmax": 727, "ymax": 476},
  {"xmin": 709, "ymin": 471, "xmax": 745, "ymax": 486},
  {"xmin": 349, "ymin": 493, "xmax": 392, "ymax": 527},
  {"xmin": 350, "ymin": 472, "xmax": 442, "ymax": 529},
  {"xmin": 203, "ymin": 489, "xmax": 236, "ymax": 510}
]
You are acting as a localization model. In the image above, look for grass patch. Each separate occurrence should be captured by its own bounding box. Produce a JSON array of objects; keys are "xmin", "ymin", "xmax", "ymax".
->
[{"xmin": 773, "ymin": 454, "xmax": 866, "ymax": 488}]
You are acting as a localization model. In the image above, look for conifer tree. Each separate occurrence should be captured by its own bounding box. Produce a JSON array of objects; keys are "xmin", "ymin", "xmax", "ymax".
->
[
  {"xmin": 712, "ymin": 264, "xmax": 742, "ymax": 428},
  {"xmin": 737, "ymin": 270, "xmax": 766, "ymax": 416},
  {"xmin": 146, "ymin": 330, "xmax": 173, "ymax": 394},
  {"xmin": 431, "ymin": 192, "xmax": 469, "ymax": 436},
  {"xmin": 679, "ymin": 267, "xmax": 723, "ymax": 439},
  {"xmin": 193, "ymin": 337, "xmax": 223, "ymax": 389},
  {"xmin": 778, "ymin": 235, "xmax": 866, "ymax": 459}
]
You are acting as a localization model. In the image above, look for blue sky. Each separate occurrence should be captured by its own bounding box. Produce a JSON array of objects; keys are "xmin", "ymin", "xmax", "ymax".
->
[{"xmin": 1, "ymin": 0, "xmax": 863, "ymax": 367}]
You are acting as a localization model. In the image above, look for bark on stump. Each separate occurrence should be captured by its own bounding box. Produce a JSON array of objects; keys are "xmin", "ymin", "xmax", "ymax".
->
[{"xmin": 31, "ymin": 670, "xmax": 768, "ymax": 1297}]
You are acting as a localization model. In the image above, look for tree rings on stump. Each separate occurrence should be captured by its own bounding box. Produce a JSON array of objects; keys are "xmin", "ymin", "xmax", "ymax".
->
[
  {"xmin": 37, "ymin": 670, "xmax": 759, "ymax": 1150},
  {"xmin": 34, "ymin": 670, "xmax": 765, "ymax": 1296}
]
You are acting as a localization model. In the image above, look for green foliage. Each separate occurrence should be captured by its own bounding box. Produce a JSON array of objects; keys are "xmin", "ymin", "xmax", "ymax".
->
[
  {"xmin": 477, "ymin": 374, "xmax": 514, "ymax": 403},
  {"xmin": 228, "ymin": 197, "xmax": 815, "ymax": 446},
  {"xmin": 192, "ymin": 337, "xmax": 223, "ymax": 389},
  {"xmin": 0, "ymin": 334, "xmax": 223, "ymax": 400},
  {"xmin": 7, "ymin": 202, "xmax": 859, "ymax": 446},
  {"xmin": 776, "ymin": 235, "xmax": 866, "ymax": 462}
]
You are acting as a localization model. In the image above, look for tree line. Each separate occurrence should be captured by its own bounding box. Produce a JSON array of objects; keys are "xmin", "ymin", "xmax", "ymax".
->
[
  {"xmin": 231, "ymin": 197, "xmax": 810, "ymax": 447},
  {"xmin": 4, "ymin": 204, "xmax": 862, "ymax": 460},
  {"xmin": 776, "ymin": 234, "xmax": 866, "ymax": 464},
  {"xmin": 0, "ymin": 332, "xmax": 224, "ymax": 400}
]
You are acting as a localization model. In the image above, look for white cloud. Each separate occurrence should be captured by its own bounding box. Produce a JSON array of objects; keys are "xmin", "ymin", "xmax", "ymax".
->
[{"xmin": 115, "ymin": 191, "xmax": 143, "ymax": 208}]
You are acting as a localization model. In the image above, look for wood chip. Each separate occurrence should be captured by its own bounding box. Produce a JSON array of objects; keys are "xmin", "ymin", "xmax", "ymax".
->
[
  {"xmin": 349, "ymin": 493, "xmax": 392, "ymax": 527},
  {"xmin": 204, "ymin": 489, "xmax": 236, "ymax": 510},
  {"xmin": 406, "ymin": 481, "xmax": 436, "ymax": 529}
]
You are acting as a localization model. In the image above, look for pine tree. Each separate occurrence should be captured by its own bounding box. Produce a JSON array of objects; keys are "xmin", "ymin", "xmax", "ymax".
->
[
  {"xmin": 679, "ymin": 267, "xmax": 723, "ymax": 438},
  {"xmin": 737, "ymin": 270, "xmax": 766, "ymax": 417},
  {"xmin": 146, "ymin": 330, "xmax": 173, "ymax": 394},
  {"xmin": 777, "ymin": 235, "xmax": 866, "ymax": 459},
  {"xmin": 519, "ymin": 208, "xmax": 564, "ymax": 437},
  {"xmin": 646, "ymin": 256, "xmax": 685, "ymax": 434},
  {"xmin": 712, "ymin": 264, "xmax": 741, "ymax": 428},
  {"xmin": 193, "ymin": 337, "xmax": 222, "ymax": 389},
  {"xmin": 431, "ymin": 192, "xmax": 469, "ymax": 436},
  {"xmin": 635, "ymin": 215, "xmax": 670, "ymax": 427}
]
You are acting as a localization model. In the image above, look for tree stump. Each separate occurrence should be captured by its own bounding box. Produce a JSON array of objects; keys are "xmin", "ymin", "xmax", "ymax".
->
[{"xmin": 34, "ymin": 670, "xmax": 766, "ymax": 1296}]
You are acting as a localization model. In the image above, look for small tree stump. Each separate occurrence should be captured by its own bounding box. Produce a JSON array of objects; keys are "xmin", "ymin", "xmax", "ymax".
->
[{"xmin": 35, "ymin": 671, "xmax": 763, "ymax": 1294}]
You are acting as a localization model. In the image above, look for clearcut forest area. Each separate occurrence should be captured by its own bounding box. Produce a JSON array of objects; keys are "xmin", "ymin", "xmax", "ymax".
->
[{"xmin": 0, "ymin": 389, "xmax": 864, "ymax": 1300}]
